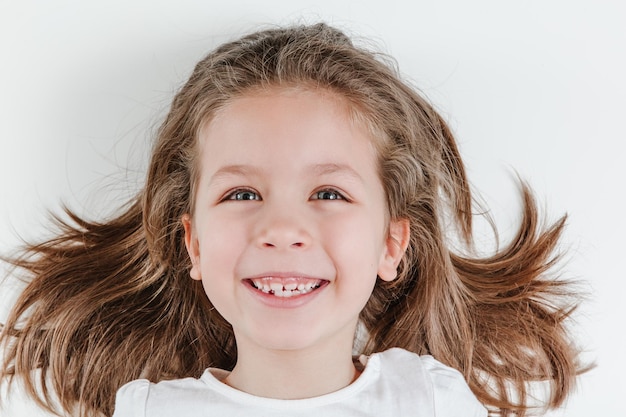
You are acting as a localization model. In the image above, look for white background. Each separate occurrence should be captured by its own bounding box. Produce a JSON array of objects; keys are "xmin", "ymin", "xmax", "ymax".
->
[{"xmin": 0, "ymin": 0, "xmax": 624, "ymax": 415}]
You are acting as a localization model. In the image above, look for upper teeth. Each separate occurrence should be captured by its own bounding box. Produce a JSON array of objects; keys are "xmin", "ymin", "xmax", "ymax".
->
[{"xmin": 251, "ymin": 278, "xmax": 322, "ymax": 297}]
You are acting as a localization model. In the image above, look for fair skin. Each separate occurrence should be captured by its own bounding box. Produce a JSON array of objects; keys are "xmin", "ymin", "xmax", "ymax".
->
[{"xmin": 182, "ymin": 87, "xmax": 409, "ymax": 400}]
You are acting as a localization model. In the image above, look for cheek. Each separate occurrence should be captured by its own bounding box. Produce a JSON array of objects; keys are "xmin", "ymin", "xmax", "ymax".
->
[
  {"xmin": 324, "ymin": 210, "xmax": 386, "ymax": 272},
  {"xmin": 196, "ymin": 229, "xmax": 243, "ymax": 319},
  {"xmin": 195, "ymin": 218, "xmax": 247, "ymax": 282}
]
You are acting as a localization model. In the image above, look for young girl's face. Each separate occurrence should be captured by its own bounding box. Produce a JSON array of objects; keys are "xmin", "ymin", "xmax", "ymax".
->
[{"xmin": 183, "ymin": 87, "xmax": 408, "ymax": 357}]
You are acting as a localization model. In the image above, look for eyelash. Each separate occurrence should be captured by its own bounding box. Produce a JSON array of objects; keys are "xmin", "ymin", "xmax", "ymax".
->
[
  {"xmin": 311, "ymin": 188, "xmax": 346, "ymax": 201},
  {"xmin": 221, "ymin": 187, "xmax": 348, "ymax": 202},
  {"xmin": 223, "ymin": 188, "xmax": 261, "ymax": 201}
]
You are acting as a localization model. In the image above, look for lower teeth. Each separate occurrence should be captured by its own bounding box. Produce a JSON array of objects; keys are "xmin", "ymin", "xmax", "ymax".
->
[
  {"xmin": 272, "ymin": 288, "xmax": 312, "ymax": 297},
  {"xmin": 253, "ymin": 283, "xmax": 319, "ymax": 297}
]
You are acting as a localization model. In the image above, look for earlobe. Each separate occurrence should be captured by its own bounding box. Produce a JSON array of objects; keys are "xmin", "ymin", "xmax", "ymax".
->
[
  {"xmin": 377, "ymin": 218, "xmax": 410, "ymax": 282},
  {"xmin": 182, "ymin": 214, "xmax": 202, "ymax": 281}
]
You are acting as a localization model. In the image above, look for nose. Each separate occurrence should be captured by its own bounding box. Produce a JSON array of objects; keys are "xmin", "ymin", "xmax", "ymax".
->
[{"xmin": 254, "ymin": 205, "xmax": 312, "ymax": 250}]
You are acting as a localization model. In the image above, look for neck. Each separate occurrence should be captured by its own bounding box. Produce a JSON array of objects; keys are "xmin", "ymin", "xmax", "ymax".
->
[{"xmin": 224, "ymin": 340, "xmax": 358, "ymax": 399}]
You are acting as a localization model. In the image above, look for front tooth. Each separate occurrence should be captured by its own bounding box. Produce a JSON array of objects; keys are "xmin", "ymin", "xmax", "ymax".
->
[
  {"xmin": 297, "ymin": 283, "xmax": 305, "ymax": 291},
  {"xmin": 284, "ymin": 283, "xmax": 298, "ymax": 291},
  {"xmin": 270, "ymin": 282, "xmax": 283, "ymax": 293}
]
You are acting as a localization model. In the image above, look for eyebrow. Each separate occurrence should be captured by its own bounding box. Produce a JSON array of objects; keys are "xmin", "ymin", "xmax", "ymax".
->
[
  {"xmin": 309, "ymin": 163, "xmax": 364, "ymax": 183},
  {"xmin": 209, "ymin": 165, "xmax": 262, "ymax": 184},
  {"xmin": 209, "ymin": 163, "xmax": 364, "ymax": 184}
]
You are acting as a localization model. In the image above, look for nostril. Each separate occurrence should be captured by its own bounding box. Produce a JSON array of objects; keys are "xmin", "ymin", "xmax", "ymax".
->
[
  {"xmin": 261, "ymin": 241, "xmax": 305, "ymax": 249},
  {"xmin": 256, "ymin": 225, "xmax": 310, "ymax": 249}
]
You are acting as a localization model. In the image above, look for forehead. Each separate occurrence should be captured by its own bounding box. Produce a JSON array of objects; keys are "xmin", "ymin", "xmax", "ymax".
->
[
  {"xmin": 203, "ymin": 86, "xmax": 366, "ymax": 133},
  {"xmin": 197, "ymin": 87, "xmax": 380, "ymax": 166}
]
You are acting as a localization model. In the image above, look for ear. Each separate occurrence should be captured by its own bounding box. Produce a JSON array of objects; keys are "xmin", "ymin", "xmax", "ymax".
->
[
  {"xmin": 182, "ymin": 214, "xmax": 202, "ymax": 281},
  {"xmin": 377, "ymin": 218, "xmax": 410, "ymax": 282}
]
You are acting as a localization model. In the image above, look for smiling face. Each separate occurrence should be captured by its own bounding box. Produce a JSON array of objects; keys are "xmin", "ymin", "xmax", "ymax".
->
[{"xmin": 182, "ymin": 87, "xmax": 409, "ymax": 359}]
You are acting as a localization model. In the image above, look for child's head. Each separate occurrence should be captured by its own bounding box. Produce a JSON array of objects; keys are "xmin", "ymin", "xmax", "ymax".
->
[
  {"xmin": 142, "ymin": 23, "xmax": 471, "ymax": 352},
  {"xmin": 181, "ymin": 86, "xmax": 411, "ymax": 353}
]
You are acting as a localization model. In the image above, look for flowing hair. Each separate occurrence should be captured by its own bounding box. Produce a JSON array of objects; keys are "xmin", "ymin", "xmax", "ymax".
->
[{"xmin": 1, "ymin": 23, "xmax": 582, "ymax": 416}]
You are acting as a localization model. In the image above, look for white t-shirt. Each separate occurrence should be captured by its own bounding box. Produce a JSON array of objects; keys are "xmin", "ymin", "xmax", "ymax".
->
[{"xmin": 113, "ymin": 348, "xmax": 487, "ymax": 417}]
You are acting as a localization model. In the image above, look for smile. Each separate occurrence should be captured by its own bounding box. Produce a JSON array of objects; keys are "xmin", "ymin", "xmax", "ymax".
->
[{"xmin": 247, "ymin": 277, "xmax": 327, "ymax": 298}]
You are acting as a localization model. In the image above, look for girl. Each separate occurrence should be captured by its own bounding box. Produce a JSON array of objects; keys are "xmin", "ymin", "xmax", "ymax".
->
[{"xmin": 0, "ymin": 23, "xmax": 582, "ymax": 416}]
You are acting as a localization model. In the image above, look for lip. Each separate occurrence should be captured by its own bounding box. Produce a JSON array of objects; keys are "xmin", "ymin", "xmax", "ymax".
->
[{"xmin": 241, "ymin": 272, "xmax": 330, "ymax": 309}]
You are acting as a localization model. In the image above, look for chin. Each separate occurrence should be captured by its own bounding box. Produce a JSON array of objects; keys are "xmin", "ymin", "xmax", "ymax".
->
[{"xmin": 252, "ymin": 329, "xmax": 323, "ymax": 352}]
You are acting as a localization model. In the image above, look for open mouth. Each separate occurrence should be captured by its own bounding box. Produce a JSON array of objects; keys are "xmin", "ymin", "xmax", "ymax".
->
[{"xmin": 247, "ymin": 277, "xmax": 327, "ymax": 298}]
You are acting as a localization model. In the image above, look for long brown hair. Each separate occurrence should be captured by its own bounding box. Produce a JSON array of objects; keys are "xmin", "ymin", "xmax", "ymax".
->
[{"xmin": 1, "ymin": 23, "xmax": 582, "ymax": 416}]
